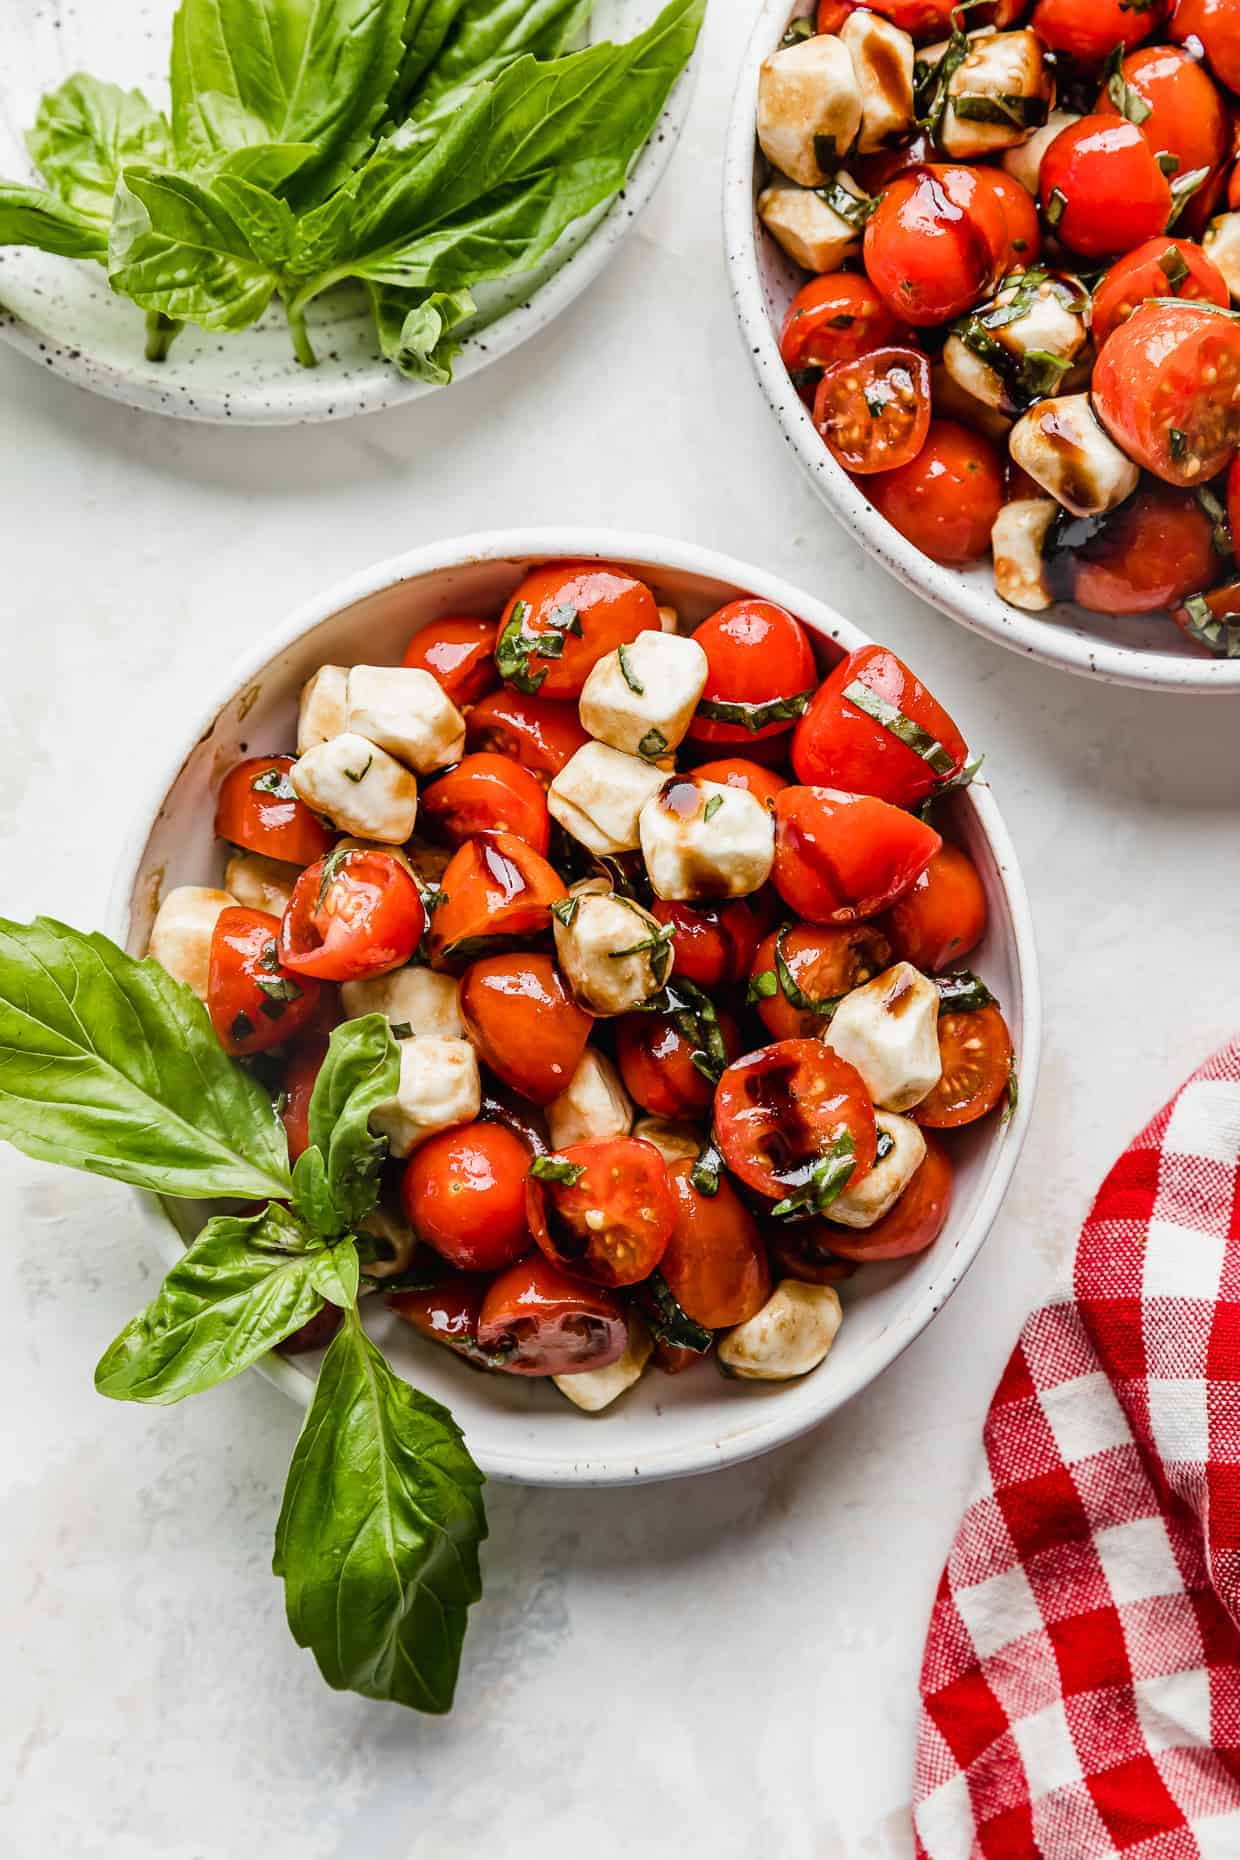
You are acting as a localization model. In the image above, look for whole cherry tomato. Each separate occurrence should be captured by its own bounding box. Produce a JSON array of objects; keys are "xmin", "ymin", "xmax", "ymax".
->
[
  {"xmin": 458, "ymin": 952, "xmax": 591, "ymax": 1104},
  {"xmin": 390, "ymin": 1268, "xmax": 490, "ymax": 1363},
  {"xmin": 686, "ymin": 600, "xmax": 817, "ymax": 744},
  {"xmin": 915, "ymin": 1006, "xmax": 1014, "ymax": 1128},
  {"xmin": 854, "ymin": 131, "xmax": 935, "ymax": 196},
  {"xmin": 687, "ymin": 757, "xmax": 789, "ymax": 806},
  {"xmin": 402, "ymin": 616, "xmax": 498, "ymax": 707},
  {"xmin": 1033, "ymin": 0, "xmax": 1169, "ymax": 61},
  {"xmin": 813, "ymin": 347, "xmax": 932, "ymax": 475},
  {"xmin": 863, "ymin": 165, "xmax": 1008, "ymax": 327},
  {"xmin": 419, "ymin": 753, "xmax": 551, "ymax": 855},
  {"xmin": 1068, "ymin": 487, "xmax": 1219, "ymax": 614},
  {"xmin": 749, "ymin": 922, "xmax": 892, "ymax": 1040},
  {"xmin": 475, "ymin": 1255, "xmax": 629, "ymax": 1375},
  {"xmin": 659, "ymin": 1162, "xmax": 771, "ymax": 1330},
  {"xmin": 780, "ymin": 274, "xmax": 912, "ymax": 386},
  {"xmin": 464, "ymin": 686, "xmax": 589, "ymax": 785},
  {"xmin": 1039, "ymin": 117, "xmax": 1172, "ymax": 259},
  {"xmin": 864, "ymin": 420, "xmax": 1004, "ymax": 565},
  {"xmin": 1092, "ymin": 299, "xmax": 1240, "ymax": 486},
  {"xmin": 650, "ymin": 898, "xmax": 767, "ymax": 989},
  {"xmin": 615, "ymin": 1003, "xmax": 741, "ymax": 1119},
  {"xmin": 496, "ymin": 562, "xmax": 660, "ymax": 699},
  {"xmin": 1097, "ymin": 45, "xmax": 1228, "ymax": 188},
  {"xmin": 280, "ymin": 1031, "xmax": 331, "ymax": 1163},
  {"xmin": 1171, "ymin": 582, "xmax": 1240, "ymax": 656},
  {"xmin": 207, "ymin": 906, "xmax": 322, "ymax": 1057},
  {"xmin": 1090, "ymin": 239, "xmax": 1229, "ymax": 349},
  {"xmin": 773, "ymin": 786, "xmax": 941, "ymax": 924},
  {"xmin": 402, "ymin": 1121, "xmax": 532, "ymax": 1273},
  {"xmin": 279, "ymin": 848, "xmax": 424, "ymax": 982},
  {"xmin": 879, "ymin": 842, "xmax": 987, "ymax": 972},
  {"xmin": 1172, "ymin": 0, "xmax": 1240, "ymax": 93},
  {"xmin": 214, "ymin": 755, "xmax": 334, "ymax": 866},
  {"xmin": 825, "ymin": 1135, "xmax": 953, "ymax": 1260},
  {"xmin": 428, "ymin": 832, "xmax": 566, "ymax": 970},
  {"xmin": 714, "ymin": 1040, "xmax": 877, "ymax": 1205},
  {"xmin": 976, "ymin": 168, "xmax": 1043, "ymax": 268},
  {"xmin": 792, "ymin": 643, "xmax": 969, "ymax": 807},
  {"xmin": 525, "ymin": 1138, "xmax": 677, "ymax": 1288}
]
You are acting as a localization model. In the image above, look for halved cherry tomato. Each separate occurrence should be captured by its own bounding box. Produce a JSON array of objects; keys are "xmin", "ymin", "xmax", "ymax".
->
[
  {"xmin": 813, "ymin": 347, "xmax": 931, "ymax": 476},
  {"xmin": 280, "ymin": 1032, "xmax": 330, "ymax": 1163},
  {"xmin": 766, "ymin": 1223, "xmax": 858, "ymax": 1285},
  {"xmin": 1092, "ymin": 298, "xmax": 1240, "ymax": 486},
  {"xmin": 525, "ymin": 1138, "xmax": 677, "ymax": 1288},
  {"xmin": 616, "ymin": 1004, "xmax": 741, "ymax": 1119},
  {"xmin": 207, "ymin": 906, "xmax": 322, "ymax": 1057},
  {"xmin": 659, "ymin": 1162, "xmax": 771, "ymax": 1329},
  {"xmin": 279, "ymin": 848, "xmax": 424, "ymax": 982},
  {"xmin": 792, "ymin": 643, "xmax": 968, "ymax": 807},
  {"xmin": 402, "ymin": 1121, "xmax": 531, "ymax": 1273},
  {"xmin": 649, "ymin": 898, "xmax": 767, "ymax": 988},
  {"xmin": 1172, "ymin": 0, "xmax": 1240, "ymax": 93},
  {"xmin": 977, "ymin": 168, "xmax": 1043, "ymax": 268},
  {"xmin": 1068, "ymin": 487, "xmax": 1220, "ymax": 614},
  {"xmin": 458, "ymin": 952, "xmax": 591, "ymax": 1104},
  {"xmin": 496, "ymin": 562, "xmax": 660, "ymax": 699},
  {"xmin": 863, "ymin": 165, "xmax": 1008, "ymax": 327},
  {"xmin": 685, "ymin": 600, "xmax": 817, "ymax": 745},
  {"xmin": 773, "ymin": 787, "xmax": 941, "ymax": 924},
  {"xmin": 475, "ymin": 1254, "xmax": 628, "ymax": 1375},
  {"xmin": 1172, "ymin": 581, "xmax": 1240, "ymax": 656},
  {"xmin": 428, "ymin": 832, "xmax": 566, "ymax": 971},
  {"xmin": 419, "ymin": 753, "xmax": 551, "ymax": 855},
  {"xmin": 879, "ymin": 842, "xmax": 987, "ymax": 973},
  {"xmin": 1039, "ymin": 117, "xmax": 1172, "ymax": 259},
  {"xmin": 687, "ymin": 757, "xmax": 789, "ymax": 806},
  {"xmin": 749, "ymin": 922, "xmax": 891, "ymax": 1041},
  {"xmin": 214, "ymin": 755, "xmax": 334, "ymax": 866},
  {"xmin": 825, "ymin": 1135, "xmax": 953, "ymax": 1260},
  {"xmin": 402, "ymin": 616, "xmax": 498, "ymax": 707},
  {"xmin": 714, "ymin": 1039, "xmax": 877, "ymax": 1205},
  {"xmin": 780, "ymin": 274, "xmax": 911, "ymax": 388},
  {"xmin": 464, "ymin": 686, "xmax": 589, "ymax": 785},
  {"xmin": 1033, "ymin": 0, "xmax": 1169, "ymax": 61},
  {"xmin": 915, "ymin": 1005, "xmax": 1014, "ymax": 1128},
  {"xmin": 1097, "ymin": 45, "xmax": 1228, "ymax": 189},
  {"xmin": 1090, "ymin": 239, "xmax": 1229, "ymax": 349},
  {"xmin": 864, "ymin": 419, "xmax": 1004, "ymax": 565},
  {"xmin": 390, "ymin": 1269, "xmax": 490, "ymax": 1363}
]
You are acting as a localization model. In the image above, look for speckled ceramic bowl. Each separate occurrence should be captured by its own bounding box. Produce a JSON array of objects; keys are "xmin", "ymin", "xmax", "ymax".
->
[
  {"xmin": 724, "ymin": 0, "xmax": 1240, "ymax": 693},
  {"xmin": 108, "ymin": 530, "xmax": 1040, "ymax": 1486},
  {"xmin": 0, "ymin": 0, "xmax": 696, "ymax": 424}
]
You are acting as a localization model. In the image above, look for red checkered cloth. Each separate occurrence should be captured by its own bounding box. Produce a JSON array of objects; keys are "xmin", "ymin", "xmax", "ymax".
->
[{"xmin": 913, "ymin": 1039, "xmax": 1240, "ymax": 1859}]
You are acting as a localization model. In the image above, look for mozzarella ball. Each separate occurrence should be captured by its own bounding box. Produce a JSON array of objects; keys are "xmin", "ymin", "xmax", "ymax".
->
[
  {"xmin": 290, "ymin": 733, "xmax": 418, "ymax": 844},
  {"xmin": 930, "ymin": 359, "xmax": 1014, "ymax": 444},
  {"xmin": 1204, "ymin": 213, "xmax": 1240, "ymax": 302},
  {"xmin": 827, "ymin": 1112, "xmax": 926, "ymax": 1228},
  {"xmin": 546, "ymin": 1048, "xmax": 634, "ymax": 1149},
  {"xmin": 757, "ymin": 177, "xmax": 862, "ymax": 274},
  {"xmin": 757, "ymin": 34, "xmax": 862, "ymax": 186},
  {"xmin": 370, "ymin": 1035, "xmax": 480, "ymax": 1159},
  {"xmin": 718, "ymin": 1282, "xmax": 843, "ymax": 1381},
  {"xmin": 658, "ymin": 605, "xmax": 680, "ymax": 633},
  {"xmin": 547, "ymin": 742, "xmax": 666, "ymax": 856},
  {"xmin": 943, "ymin": 276, "xmax": 1087, "ymax": 414},
  {"xmin": 632, "ymin": 1116, "xmax": 702, "ymax": 1166},
  {"xmin": 147, "ymin": 886, "xmax": 236, "ymax": 1002},
  {"xmin": 992, "ymin": 498, "xmax": 1057, "ymax": 612},
  {"xmin": 639, "ymin": 776, "xmax": 774, "ymax": 902},
  {"xmin": 940, "ymin": 30, "xmax": 1054, "ymax": 158},
  {"xmin": 223, "ymin": 850, "xmax": 300, "ymax": 917},
  {"xmin": 553, "ymin": 1312, "xmax": 653, "ymax": 1412},
  {"xmin": 344, "ymin": 665, "xmax": 465, "ymax": 774},
  {"xmin": 824, "ymin": 962, "xmax": 942, "ymax": 1112},
  {"xmin": 840, "ymin": 11, "xmax": 914, "ymax": 155},
  {"xmin": 553, "ymin": 890, "xmax": 673, "ymax": 1016},
  {"xmin": 297, "ymin": 664, "xmax": 348, "ymax": 755},
  {"xmin": 1009, "ymin": 394, "xmax": 1139, "ymax": 518},
  {"xmin": 578, "ymin": 631, "xmax": 708, "ymax": 759},
  {"xmin": 1002, "ymin": 109, "xmax": 1079, "ymax": 194},
  {"xmin": 341, "ymin": 965, "xmax": 463, "ymax": 1039}
]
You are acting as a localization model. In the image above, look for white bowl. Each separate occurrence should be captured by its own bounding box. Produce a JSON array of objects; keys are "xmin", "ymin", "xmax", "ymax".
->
[
  {"xmin": 0, "ymin": 0, "xmax": 695, "ymax": 425},
  {"xmin": 108, "ymin": 528, "xmax": 1041, "ymax": 1485},
  {"xmin": 724, "ymin": 0, "xmax": 1240, "ymax": 694}
]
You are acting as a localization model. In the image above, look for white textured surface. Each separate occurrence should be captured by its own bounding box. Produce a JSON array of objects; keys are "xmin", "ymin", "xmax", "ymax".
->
[{"xmin": 2, "ymin": 6, "xmax": 1240, "ymax": 1856}]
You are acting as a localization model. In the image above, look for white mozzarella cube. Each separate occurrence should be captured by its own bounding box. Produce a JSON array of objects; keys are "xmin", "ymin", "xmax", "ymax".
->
[
  {"xmin": 147, "ymin": 886, "xmax": 236, "ymax": 1002},
  {"xmin": 757, "ymin": 34, "xmax": 862, "ymax": 186},
  {"xmin": 341, "ymin": 965, "xmax": 463, "ymax": 1039},
  {"xmin": 930, "ymin": 360, "xmax": 1014, "ymax": 444},
  {"xmin": 824, "ymin": 962, "xmax": 942, "ymax": 1112},
  {"xmin": 547, "ymin": 742, "xmax": 665, "ymax": 856},
  {"xmin": 297, "ymin": 665, "xmax": 348, "ymax": 755},
  {"xmin": 344, "ymin": 665, "xmax": 465, "ymax": 774},
  {"xmin": 943, "ymin": 275, "xmax": 1087, "ymax": 414},
  {"xmin": 1002, "ymin": 109, "xmax": 1078, "ymax": 194},
  {"xmin": 940, "ymin": 30, "xmax": 1054, "ymax": 158},
  {"xmin": 718, "ymin": 1282, "xmax": 843, "ymax": 1381},
  {"xmin": 992, "ymin": 498, "xmax": 1058, "ymax": 612},
  {"xmin": 553, "ymin": 1313, "xmax": 653, "ymax": 1412},
  {"xmin": 840, "ymin": 11, "xmax": 914, "ymax": 154},
  {"xmin": 223, "ymin": 850, "xmax": 300, "ymax": 917},
  {"xmin": 658, "ymin": 605, "xmax": 680, "ymax": 633},
  {"xmin": 370, "ymin": 1035, "xmax": 480, "ymax": 1159},
  {"xmin": 290, "ymin": 733, "xmax": 418, "ymax": 844},
  {"xmin": 827, "ymin": 1112, "xmax": 926, "ymax": 1229},
  {"xmin": 553, "ymin": 889, "xmax": 673, "ymax": 1017},
  {"xmin": 1204, "ymin": 213, "xmax": 1240, "ymax": 302},
  {"xmin": 578, "ymin": 631, "xmax": 708, "ymax": 759},
  {"xmin": 639, "ymin": 777, "xmax": 774, "ymax": 902},
  {"xmin": 1010, "ymin": 394, "xmax": 1139, "ymax": 519},
  {"xmin": 757, "ymin": 177, "xmax": 862, "ymax": 274},
  {"xmin": 546, "ymin": 1048, "xmax": 634, "ymax": 1149},
  {"xmin": 632, "ymin": 1117, "xmax": 702, "ymax": 1166}
]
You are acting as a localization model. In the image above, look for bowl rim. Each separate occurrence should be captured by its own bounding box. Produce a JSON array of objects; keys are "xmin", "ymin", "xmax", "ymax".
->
[
  {"xmin": 722, "ymin": 0, "xmax": 1240, "ymax": 695},
  {"xmin": 105, "ymin": 526, "xmax": 1043, "ymax": 1484}
]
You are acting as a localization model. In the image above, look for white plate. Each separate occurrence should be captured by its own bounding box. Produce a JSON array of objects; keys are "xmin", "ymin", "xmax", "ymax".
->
[
  {"xmin": 107, "ymin": 528, "xmax": 1041, "ymax": 1486},
  {"xmin": 0, "ymin": 0, "xmax": 695, "ymax": 424},
  {"xmin": 723, "ymin": 0, "xmax": 1240, "ymax": 693}
]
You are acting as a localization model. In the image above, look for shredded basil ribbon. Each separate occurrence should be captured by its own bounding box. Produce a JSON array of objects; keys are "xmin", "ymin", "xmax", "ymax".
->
[
  {"xmin": 696, "ymin": 689, "xmax": 812, "ymax": 732},
  {"xmin": 842, "ymin": 679, "xmax": 957, "ymax": 776},
  {"xmin": 642, "ymin": 1272, "xmax": 712, "ymax": 1353},
  {"xmin": 770, "ymin": 1132, "xmax": 857, "ymax": 1222},
  {"xmin": 934, "ymin": 969, "xmax": 996, "ymax": 1014},
  {"xmin": 530, "ymin": 1155, "xmax": 586, "ymax": 1186},
  {"xmin": 950, "ymin": 93, "xmax": 1048, "ymax": 129},
  {"xmin": 1180, "ymin": 593, "xmax": 1240, "ymax": 659}
]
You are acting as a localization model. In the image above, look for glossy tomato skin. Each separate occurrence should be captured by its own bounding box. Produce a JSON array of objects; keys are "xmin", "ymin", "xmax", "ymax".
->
[
  {"xmin": 402, "ymin": 616, "xmax": 498, "ymax": 707},
  {"xmin": 779, "ymin": 274, "xmax": 911, "ymax": 386},
  {"xmin": 476, "ymin": 1254, "xmax": 628, "ymax": 1375},
  {"xmin": 1096, "ymin": 46, "xmax": 1228, "ymax": 185},
  {"xmin": 390, "ymin": 1269, "xmax": 490, "ymax": 1362},
  {"xmin": 978, "ymin": 168, "xmax": 1043, "ymax": 268},
  {"xmin": 773, "ymin": 786, "xmax": 941, "ymax": 923},
  {"xmin": 279, "ymin": 848, "xmax": 425, "ymax": 982},
  {"xmin": 766, "ymin": 1224, "xmax": 859, "ymax": 1285},
  {"xmin": 525, "ymin": 1138, "xmax": 677, "ymax": 1288},
  {"xmin": 214, "ymin": 755, "xmax": 334, "ymax": 866},
  {"xmin": 280, "ymin": 1032, "xmax": 331, "ymax": 1163},
  {"xmin": 1069, "ymin": 487, "xmax": 1219, "ymax": 614},
  {"xmin": 419, "ymin": 753, "xmax": 551, "ymax": 855},
  {"xmin": 402, "ymin": 1121, "xmax": 531, "ymax": 1273},
  {"xmin": 1231, "ymin": 455, "xmax": 1240, "ymax": 555},
  {"xmin": 863, "ymin": 166, "xmax": 1008, "ymax": 327},
  {"xmin": 686, "ymin": 599, "xmax": 817, "ymax": 745},
  {"xmin": 1090, "ymin": 238, "xmax": 1229, "ymax": 348},
  {"xmin": 650, "ymin": 898, "xmax": 767, "ymax": 989},
  {"xmin": 879, "ymin": 842, "xmax": 987, "ymax": 972},
  {"xmin": 864, "ymin": 420, "xmax": 1004, "ymax": 565},
  {"xmin": 826, "ymin": 1135, "xmax": 954, "ymax": 1260},
  {"xmin": 615, "ymin": 1006, "xmax": 741, "ymax": 1119},
  {"xmin": 660, "ymin": 1162, "xmax": 772, "ymax": 1330},
  {"xmin": 749, "ymin": 922, "xmax": 891, "ymax": 1040},
  {"xmin": 915, "ymin": 1005, "xmax": 1014, "ymax": 1128},
  {"xmin": 458, "ymin": 952, "xmax": 591, "ymax": 1104},
  {"xmin": 428, "ymin": 832, "xmax": 566, "ymax": 971},
  {"xmin": 792, "ymin": 643, "xmax": 968, "ymax": 807},
  {"xmin": 207, "ymin": 906, "xmax": 322, "ymax": 1057},
  {"xmin": 1172, "ymin": 0, "xmax": 1240, "ymax": 92},
  {"xmin": 813, "ymin": 347, "xmax": 932, "ymax": 475},
  {"xmin": 1033, "ymin": 0, "xmax": 1169, "ymax": 60},
  {"xmin": 496, "ymin": 562, "xmax": 660, "ymax": 699},
  {"xmin": 1172, "ymin": 581, "xmax": 1240, "ymax": 654},
  {"xmin": 464, "ymin": 686, "xmax": 588, "ymax": 785},
  {"xmin": 1039, "ymin": 117, "xmax": 1171, "ymax": 259},
  {"xmin": 714, "ymin": 1039, "xmax": 878, "ymax": 1203},
  {"xmin": 688, "ymin": 757, "xmax": 789, "ymax": 806},
  {"xmin": 1092, "ymin": 299, "xmax": 1240, "ymax": 486}
]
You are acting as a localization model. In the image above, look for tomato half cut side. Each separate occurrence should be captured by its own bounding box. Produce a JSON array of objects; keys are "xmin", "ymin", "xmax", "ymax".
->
[
  {"xmin": 1090, "ymin": 239, "xmax": 1229, "ymax": 349},
  {"xmin": 428, "ymin": 832, "xmax": 566, "ymax": 971},
  {"xmin": 214, "ymin": 755, "xmax": 334, "ymax": 866},
  {"xmin": 825, "ymin": 1136, "xmax": 954, "ymax": 1261},
  {"xmin": 914, "ymin": 1005, "xmax": 1014, "ymax": 1129},
  {"xmin": 279, "ymin": 848, "xmax": 425, "ymax": 983},
  {"xmin": 525, "ymin": 1137, "xmax": 677, "ymax": 1288},
  {"xmin": 714, "ymin": 1039, "xmax": 878, "ymax": 1209},
  {"xmin": 813, "ymin": 347, "xmax": 931, "ymax": 475},
  {"xmin": 475, "ymin": 1255, "xmax": 629, "ymax": 1376},
  {"xmin": 458, "ymin": 952, "xmax": 591, "ymax": 1105},
  {"xmin": 780, "ymin": 274, "xmax": 911, "ymax": 385},
  {"xmin": 1092, "ymin": 298, "xmax": 1240, "ymax": 487}
]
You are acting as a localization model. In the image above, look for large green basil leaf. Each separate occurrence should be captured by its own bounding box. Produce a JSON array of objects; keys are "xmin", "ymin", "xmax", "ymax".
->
[
  {"xmin": 109, "ymin": 167, "xmax": 277, "ymax": 327},
  {"xmin": 369, "ymin": 281, "xmax": 474, "ymax": 382},
  {"xmin": 389, "ymin": 0, "xmax": 473, "ymax": 117},
  {"xmin": 304, "ymin": 1014, "xmax": 400, "ymax": 1231},
  {"xmin": 403, "ymin": 0, "xmax": 592, "ymax": 132},
  {"xmin": 273, "ymin": 1307, "xmax": 486, "ymax": 1713},
  {"xmin": 0, "ymin": 184, "xmax": 110, "ymax": 260},
  {"xmin": 95, "ymin": 1206, "xmax": 325, "ymax": 1404},
  {"xmin": 0, "ymin": 919, "xmax": 292, "ymax": 1201},
  {"xmin": 27, "ymin": 75, "xmax": 171, "ymax": 225}
]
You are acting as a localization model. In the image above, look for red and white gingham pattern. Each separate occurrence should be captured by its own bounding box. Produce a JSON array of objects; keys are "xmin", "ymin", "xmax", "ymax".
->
[{"xmin": 914, "ymin": 1039, "xmax": 1240, "ymax": 1858}]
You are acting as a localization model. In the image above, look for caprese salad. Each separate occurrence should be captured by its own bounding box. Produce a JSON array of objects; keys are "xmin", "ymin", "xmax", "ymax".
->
[
  {"xmin": 757, "ymin": 0, "xmax": 1240, "ymax": 657},
  {"xmin": 147, "ymin": 562, "xmax": 1014, "ymax": 1412}
]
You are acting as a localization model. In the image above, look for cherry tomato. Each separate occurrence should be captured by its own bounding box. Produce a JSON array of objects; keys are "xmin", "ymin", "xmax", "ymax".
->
[
  {"xmin": 616, "ymin": 1005, "xmax": 741, "ymax": 1119},
  {"xmin": 476, "ymin": 1254, "xmax": 628, "ymax": 1375},
  {"xmin": 976, "ymin": 167, "xmax": 1043, "ymax": 268},
  {"xmin": 825, "ymin": 1135, "xmax": 954, "ymax": 1260},
  {"xmin": 879, "ymin": 842, "xmax": 987, "ymax": 972},
  {"xmin": 1039, "ymin": 117, "xmax": 1171, "ymax": 259},
  {"xmin": 402, "ymin": 1121, "xmax": 531, "ymax": 1273},
  {"xmin": 207, "ymin": 906, "xmax": 322, "ymax": 1057},
  {"xmin": 1067, "ymin": 486, "xmax": 1219, "ymax": 613},
  {"xmin": 419, "ymin": 753, "xmax": 551, "ymax": 856},
  {"xmin": 1172, "ymin": 0, "xmax": 1240, "ymax": 92},
  {"xmin": 749, "ymin": 922, "xmax": 892, "ymax": 1040},
  {"xmin": 840, "ymin": 0, "xmax": 964, "ymax": 31},
  {"xmin": 1172, "ymin": 581, "xmax": 1240, "ymax": 655},
  {"xmin": 915, "ymin": 1005, "xmax": 1014, "ymax": 1128},
  {"xmin": 280, "ymin": 1032, "xmax": 330, "ymax": 1163},
  {"xmin": 816, "ymin": 0, "xmax": 857, "ymax": 26},
  {"xmin": 214, "ymin": 755, "xmax": 334, "ymax": 866},
  {"xmin": 1033, "ymin": 0, "xmax": 1169, "ymax": 61},
  {"xmin": 686, "ymin": 600, "xmax": 817, "ymax": 745},
  {"xmin": 714, "ymin": 1039, "xmax": 878, "ymax": 1204},
  {"xmin": 854, "ymin": 131, "xmax": 935, "ymax": 196},
  {"xmin": 773, "ymin": 786, "xmax": 941, "ymax": 923},
  {"xmin": 1231, "ymin": 453, "xmax": 1240, "ymax": 549},
  {"xmin": 458, "ymin": 952, "xmax": 591, "ymax": 1104},
  {"xmin": 813, "ymin": 346, "xmax": 932, "ymax": 476},
  {"xmin": 402, "ymin": 616, "xmax": 498, "ymax": 707},
  {"xmin": 464, "ymin": 686, "xmax": 589, "ymax": 785},
  {"xmin": 390, "ymin": 1269, "xmax": 490, "ymax": 1363},
  {"xmin": 525, "ymin": 1138, "xmax": 677, "ymax": 1288},
  {"xmin": 279, "ymin": 848, "xmax": 424, "ymax": 982},
  {"xmin": 863, "ymin": 165, "xmax": 1008, "ymax": 327},
  {"xmin": 780, "ymin": 274, "xmax": 911, "ymax": 387},
  {"xmin": 1091, "ymin": 238, "xmax": 1229, "ymax": 348},
  {"xmin": 687, "ymin": 757, "xmax": 789, "ymax": 806},
  {"xmin": 792, "ymin": 643, "xmax": 968, "ymax": 807},
  {"xmin": 1097, "ymin": 45, "xmax": 1228, "ymax": 187},
  {"xmin": 864, "ymin": 419, "xmax": 1004, "ymax": 565},
  {"xmin": 653, "ymin": 1341, "xmax": 708, "ymax": 1374},
  {"xmin": 649, "ymin": 898, "xmax": 767, "ymax": 988},
  {"xmin": 496, "ymin": 562, "xmax": 660, "ymax": 699},
  {"xmin": 1092, "ymin": 298, "xmax": 1240, "ymax": 486},
  {"xmin": 660, "ymin": 1163, "xmax": 772, "ymax": 1330},
  {"xmin": 765, "ymin": 1224, "xmax": 859, "ymax": 1285},
  {"xmin": 428, "ymin": 832, "xmax": 566, "ymax": 971}
]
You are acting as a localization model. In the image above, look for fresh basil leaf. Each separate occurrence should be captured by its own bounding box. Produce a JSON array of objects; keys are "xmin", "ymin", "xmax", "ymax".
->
[
  {"xmin": 291, "ymin": 1143, "xmax": 337, "ymax": 1235},
  {"xmin": 0, "ymin": 918, "xmax": 292, "ymax": 1201},
  {"xmin": 617, "ymin": 641, "xmax": 644, "ymax": 694},
  {"xmin": 695, "ymin": 689, "xmax": 811, "ymax": 732},
  {"xmin": 211, "ymin": 174, "xmax": 298, "ymax": 266},
  {"xmin": 640, "ymin": 1271, "xmax": 712, "ymax": 1353},
  {"xmin": 109, "ymin": 167, "xmax": 277, "ymax": 328},
  {"xmin": 0, "ymin": 183, "xmax": 109, "ymax": 261},
  {"xmin": 530, "ymin": 1154, "xmax": 585, "ymax": 1185},
  {"xmin": 307, "ymin": 1236, "xmax": 361, "ymax": 1308},
  {"xmin": 370, "ymin": 281, "xmax": 476, "ymax": 384},
  {"xmin": 403, "ymin": 0, "xmax": 593, "ymax": 133},
  {"xmin": 769, "ymin": 1133, "xmax": 856, "ymax": 1221},
  {"xmin": 949, "ymin": 93, "xmax": 1048, "ymax": 129},
  {"xmin": 390, "ymin": 0, "xmax": 475, "ymax": 117},
  {"xmin": 303, "ymin": 1015, "xmax": 401, "ymax": 1234},
  {"xmin": 215, "ymin": 140, "xmax": 319, "ymax": 191},
  {"xmin": 27, "ymin": 74, "xmax": 171, "ymax": 225},
  {"xmin": 95, "ymin": 1205, "xmax": 323, "ymax": 1405},
  {"xmin": 1180, "ymin": 593, "xmax": 1240, "ymax": 658},
  {"xmin": 934, "ymin": 969, "xmax": 996, "ymax": 1013},
  {"xmin": 273, "ymin": 1307, "xmax": 486, "ymax": 1714}
]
